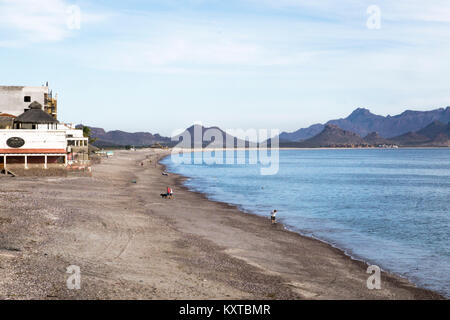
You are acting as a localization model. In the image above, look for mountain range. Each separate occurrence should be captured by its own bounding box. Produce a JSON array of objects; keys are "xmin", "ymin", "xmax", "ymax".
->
[
  {"xmin": 80, "ymin": 124, "xmax": 252, "ymax": 148},
  {"xmin": 76, "ymin": 126, "xmax": 171, "ymax": 148},
  {"xmin": 277, "ymin": 121, "xmax": 449, "ymax": 148},
  {"xmin": 80, "ymin": 106, "xmax": 450, "ymax": 148},
  {"xmin": 279, "ymin": 107, "xmax": 450, "ymax": 141}
]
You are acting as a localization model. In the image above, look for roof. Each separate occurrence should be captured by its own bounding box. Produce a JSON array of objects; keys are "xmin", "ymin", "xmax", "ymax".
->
[
  {"xmin": 0, "ymin": 113, "xmax": 17, "ymax": 118},
  {"xmin": 15, "ymin": 101, "xmax": 58, "ymax": 124},
  {"xmin": 88, "ymin": 144, "xmax": 100, "ymax": 153},
  {"xmin": 0, "ymin": 86, "xmax": 25, "ymax": 91}
]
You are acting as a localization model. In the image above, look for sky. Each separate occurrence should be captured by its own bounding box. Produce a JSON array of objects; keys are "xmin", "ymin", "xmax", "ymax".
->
[{"xmin": 1, "ymin": 0, "xmax": 450, "ymax": 136}]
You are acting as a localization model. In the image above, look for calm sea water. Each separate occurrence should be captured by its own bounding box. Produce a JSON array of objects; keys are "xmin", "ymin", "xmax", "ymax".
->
[{"xmin": 162, "ymin": 149, "xmax": 450, "ymax": 297}]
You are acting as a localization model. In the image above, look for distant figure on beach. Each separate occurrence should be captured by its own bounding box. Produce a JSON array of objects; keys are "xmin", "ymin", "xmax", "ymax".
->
[
  {"xmin": 161, "ymin": 186, "xmax": 174, "ymax": 199},
  {"xmin": 271, "ymin": 210, "xmax": 277, "ymax": 225}
]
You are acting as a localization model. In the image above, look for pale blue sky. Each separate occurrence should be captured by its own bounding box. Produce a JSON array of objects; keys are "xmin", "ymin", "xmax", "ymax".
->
[{"xmin": 1, "ymin": 0, "xmax": 450, "ymax": 136}]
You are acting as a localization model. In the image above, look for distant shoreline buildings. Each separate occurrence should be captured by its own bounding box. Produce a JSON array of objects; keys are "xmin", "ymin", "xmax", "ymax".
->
[{"xmin": 0, "ymin": 83, "xmax": 88, "ymax": 175}]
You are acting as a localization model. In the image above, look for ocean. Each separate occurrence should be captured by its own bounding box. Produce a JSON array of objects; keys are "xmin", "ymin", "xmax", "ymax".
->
[{"xmin": 162, "ymin": 149, "xmax": 450, "ymax": 297}]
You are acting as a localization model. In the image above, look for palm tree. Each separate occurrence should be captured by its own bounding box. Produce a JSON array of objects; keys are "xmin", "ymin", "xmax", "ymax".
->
[{"xmin": 82, "ymin": 125, "xmax": 97, "ymax": 144}]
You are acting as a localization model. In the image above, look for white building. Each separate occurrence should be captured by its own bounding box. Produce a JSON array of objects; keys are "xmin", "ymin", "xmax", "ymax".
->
[
  {"xmin": 0, "ymin": 101, "xmax": 87, "ymax": 173},
  {"xmin": 0, "ymin": 85, "xmax": 57, "ymax": 118},
  {"xmin": 0, "ymin": 130, "xmax": 68, "ymax": 170}
]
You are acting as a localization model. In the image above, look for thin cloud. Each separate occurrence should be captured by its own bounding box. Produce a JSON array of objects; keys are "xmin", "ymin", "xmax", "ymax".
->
[
  {"xmin": 248, "ymin": 0, "xmax": 450, "ymax": 23},
  {"xmin": 0, "ymin": 0, "xmax": 109, "ymax": 46}
]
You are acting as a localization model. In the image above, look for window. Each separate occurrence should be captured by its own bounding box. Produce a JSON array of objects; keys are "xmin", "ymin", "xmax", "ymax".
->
[{"xmin": 24, "ymin": 96, "xmax": 31, "ymax": 102}]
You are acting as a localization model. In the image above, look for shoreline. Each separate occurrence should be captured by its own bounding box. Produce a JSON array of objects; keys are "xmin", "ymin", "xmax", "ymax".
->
[
  {"xmin": 159, "ymin": 151, "xmax": 446, "ymax": 300},
  {"xmin": 168, "ymin": 146, "xmax": 449, "ymax": 152},
  {"xmin": 0, "ymin": 149, "xmax": 445, "ymax": 299}
]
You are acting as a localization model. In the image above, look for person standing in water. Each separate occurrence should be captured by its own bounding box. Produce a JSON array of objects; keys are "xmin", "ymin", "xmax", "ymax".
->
[{"xmin": 271, "ymin": 210, "xmax": 277, "ymax": 225}]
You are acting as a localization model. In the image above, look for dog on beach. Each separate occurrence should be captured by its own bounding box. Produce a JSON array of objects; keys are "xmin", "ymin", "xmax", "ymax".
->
[{"xmin": 160, "ymin": 193, "xmax": 168, "ymax": 199}]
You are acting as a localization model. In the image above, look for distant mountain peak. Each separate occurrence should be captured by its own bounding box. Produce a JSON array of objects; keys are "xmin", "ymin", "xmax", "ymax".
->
[
  {"xmin": 346, "ymin": 107, "xmax": 374, "ymax": 119},
  {"xmin": 184, "ymin": 124, "xmax": 226, "ymax": 134},
  {"xmin": 399, "ymin": 109, "xmax": 418, "ymax": 116},
  {"xmin": 350, "ymin": 107, "xmax": 371, "ymax": 114}
]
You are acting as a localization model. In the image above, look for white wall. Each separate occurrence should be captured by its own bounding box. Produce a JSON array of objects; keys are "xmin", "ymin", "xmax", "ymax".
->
[
  {"xmin": 65, "ymin": 128, "xmax": 85, "ymax": 138},
  {"xmin": 0, "ymin": 86, "xmax": 48, "ymax": 116},
  {"xmin": 0, "ymin": 130, "xmax": 67, "ymax": 150}
]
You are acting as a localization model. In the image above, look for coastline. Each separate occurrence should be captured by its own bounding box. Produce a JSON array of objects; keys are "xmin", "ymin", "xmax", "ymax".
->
[
  {"xmin": 159, "ymin": 151, "xmax": 446, "ymax": 300},
  {"xmin": 0, "ymin": 149, "xmax": 445, "ymax": 299},
  {"xmin": 170, "ymin": 147, "xmax": 450, "ymax": 152}
]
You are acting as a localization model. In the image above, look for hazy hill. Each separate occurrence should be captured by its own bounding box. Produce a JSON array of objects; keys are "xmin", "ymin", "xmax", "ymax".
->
[
  {"xmin": 279, "ymin": 107, "xmax": 450, "ymax": 141},
  {"xmin": 416, "ymin": 120, "xmax": 450, "ymax": 139},
  {"xmin": 173, "ymin": 124, "xmax": 254, "ymax": 148},
  {"xmin": 390, "ymin": 121, "xmax": 450, "ymax": 147},
  {"xmin": 285, "ymin": 124, "xmax": 365, "ymax": 148},
  {"xmin": 77, "ymin": 125, "xmax": 171, "ymax": 147}
]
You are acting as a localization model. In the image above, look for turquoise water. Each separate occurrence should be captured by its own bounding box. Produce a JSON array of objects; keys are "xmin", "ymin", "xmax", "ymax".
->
[{"xmin": 162, "ymin": 149, "xmax": 450, "ymax": 297}]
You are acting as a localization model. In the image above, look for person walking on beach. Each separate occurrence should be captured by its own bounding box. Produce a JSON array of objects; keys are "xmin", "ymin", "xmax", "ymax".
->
[
  {"xmin": 271, "ymin": 210, "xmax": 277, "ymax": 225},
  {"xmin": 167, "ymin": 186, "xmax": 174, "ymax": 199}
]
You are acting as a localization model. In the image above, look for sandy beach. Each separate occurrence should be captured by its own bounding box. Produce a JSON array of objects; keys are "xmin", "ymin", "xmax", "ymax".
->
[{"xmin": 0, "ymin": 149, "xmax": 444, "ymax": 300}]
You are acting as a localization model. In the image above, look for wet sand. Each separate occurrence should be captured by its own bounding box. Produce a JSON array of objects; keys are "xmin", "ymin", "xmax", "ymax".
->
[{"xmin": 0, "ymin": 149, "xmax": 444, "ymax": 299}]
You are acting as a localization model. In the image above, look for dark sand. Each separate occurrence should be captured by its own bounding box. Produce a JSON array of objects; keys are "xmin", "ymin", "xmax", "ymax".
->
[{"xmin": 0, "ymin": 149, "xmax": 444, "ymax": 299}]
